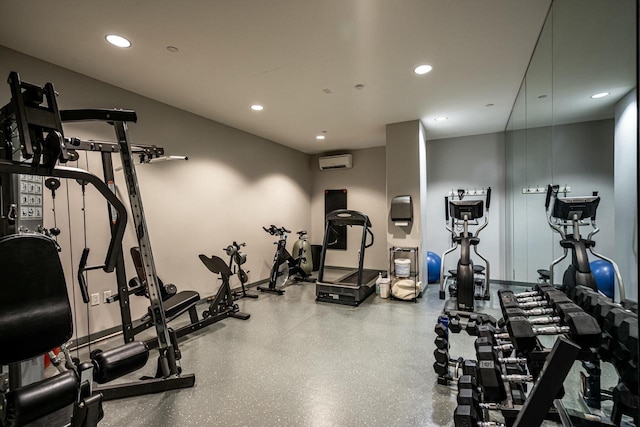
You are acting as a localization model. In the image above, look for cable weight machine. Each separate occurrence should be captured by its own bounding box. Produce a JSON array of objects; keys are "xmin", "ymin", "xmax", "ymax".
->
[{"xmin": 1, "ymin": 71, "xmax": 195, "ymax": 400}]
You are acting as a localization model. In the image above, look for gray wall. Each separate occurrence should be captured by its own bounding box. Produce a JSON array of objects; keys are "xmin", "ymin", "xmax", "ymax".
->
[
  {"xmin": 310, "ymin": 147, "xmax": 387, "ymax": 270},
  {"xmin": 386, "ymin": 121, "xmax": 422, "ymax": 250},
  {"xmin": 0, "ymin": 46, "xmax": 312, "ymax": 337},
  {"xmin": 614, "ymin": 89, "xmax": 638, "ymax": 301},
  {"xmin": 425, "ymin": 132, "xmax": 507, "ymax": 280}
]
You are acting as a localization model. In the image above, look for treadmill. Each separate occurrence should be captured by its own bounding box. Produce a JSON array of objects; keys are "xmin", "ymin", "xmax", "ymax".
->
[{"xmin": 315, "ymin": 209, "xmax": 381, "ymax": 306}]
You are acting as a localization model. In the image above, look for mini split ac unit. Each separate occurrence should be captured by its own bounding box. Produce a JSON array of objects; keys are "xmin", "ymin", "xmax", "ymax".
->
[{"xmin": 318, "ymin": 154, "xmax": 352, "ymax": 170}]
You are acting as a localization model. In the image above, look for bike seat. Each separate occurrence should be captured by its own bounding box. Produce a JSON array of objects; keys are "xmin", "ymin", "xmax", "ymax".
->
[
  {"xmin": 537, "ymin": 269, "xmax": 551, "ymax": 280},
  {"xmin": 473, "ymin": 265, "xmax": 485, "ymax": 274},
  {"xmin": 470, "ymin": 237, "xmax": 480, "ymax": 245}
]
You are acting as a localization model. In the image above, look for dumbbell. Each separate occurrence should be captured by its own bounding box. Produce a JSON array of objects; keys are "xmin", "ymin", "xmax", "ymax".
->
[
  {"xmin": 601, "ymin": 307, "xmax": 636, "ymax": 360},
  {"xmin": 433, "ymin": 356, "xmax": 465, "ymax": 384},
  {"xmin": 504, "ymin": 299, "xmax": 590, "ymax": 327},
  {"xmin": 611, "ymin": 316, "xmax": 638, "ymax": 392},
  {"xmin": 454, "ymin": 404, "xmax": 506, "ymax": 427},
  {"xmin": 457, "ymin": 388, "xmax": 482, "ymax": 421},
  {"xmin": 476, "ymin": 359, "xmax": 507, "ymax": 402},
  {"xmin": 602, "ymin": 309, "xmax": 638, "ymax": 389},
  {"xmin": 473, "ymin": 324, "xmax": 515, "ymax": 357},
  {"xmin": 454, "ymin": 404, "xmax": 482, "ymax": 427},
  {"xmin": 512, "ymin": 283, "xmax": 556, "ymax": 299},
  {"xmin": 500, "ymin": 307, "xmax": 561, "ymax": 327},
  {"xmin": 465, "ymin": 313, "xmax": 498, "ymax": 336},
  {"xmin": 498, "ymin": 312, "xmax": 601, "ymax": 352},
  {"xmin": 435, "ymin": 314, "xmax": 450, "ymax": 333},
  {"xmin": 619, "ymin": 316, "xmax": 638, "ymax": 358},
  {"xmin": 500, "ymin": 288, "xmax": 571, "ymax": 308},
  {"xmin": 476, "ymin": 340, "xmax": 530, "ymax": 382}
]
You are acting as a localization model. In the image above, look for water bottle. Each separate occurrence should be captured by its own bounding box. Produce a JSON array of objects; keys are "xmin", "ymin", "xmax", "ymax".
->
[{"xmin": 376, "ymin": 272, "xmax": 382, "ymax": 294}]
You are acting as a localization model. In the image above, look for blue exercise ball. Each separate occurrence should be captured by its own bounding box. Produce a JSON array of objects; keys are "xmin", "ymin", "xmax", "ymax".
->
[
  {"xmin": 590, "ymin": 259, "xmax": 615, "ymax": 299},
  {"xmin": 426, "ymin": 251, "xmax": 441, "ymax": 284}
]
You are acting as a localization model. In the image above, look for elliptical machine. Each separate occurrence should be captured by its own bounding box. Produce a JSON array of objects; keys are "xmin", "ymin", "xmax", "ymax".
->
[
  {"xmin": 224, "ymin": 241, "xmax": 258, "ymax": 299},
  {"xmin": 439, "ymin": 188, "xmax": 491, "ymax": 312},
  {"xmin": 545, "ymin": 184, "xmax": 625, "ymax": 301},
  {"xmin": 257, "ymin": 225, "xmax": 311, "ymax": 295}
]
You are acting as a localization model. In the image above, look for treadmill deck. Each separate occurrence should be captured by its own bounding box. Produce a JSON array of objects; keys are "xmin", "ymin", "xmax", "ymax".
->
[{"xmin": 315, "ymin": 269, "xmax": 381, "ymax": 306}]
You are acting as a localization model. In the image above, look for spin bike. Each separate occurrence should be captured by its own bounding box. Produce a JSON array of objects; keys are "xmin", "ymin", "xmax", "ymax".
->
[
  {"xmin": 257, "ymin": 225, "xmax": 311, "ymax": 295},
  {"xmin": 439, "ymin": 188, "xmax": 491, "ymax": 312},
  {"xmin": 224, "ymin": 241, "xmax": 258, "ymax": 299},
  {"xmin": 545, "ymin": 185, "xmax": 625, "ymax": 301}
]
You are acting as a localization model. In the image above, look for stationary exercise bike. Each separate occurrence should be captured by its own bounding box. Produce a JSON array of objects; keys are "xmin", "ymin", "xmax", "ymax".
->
[
  {"xmin": 224, "ymin": 241, "xmax": 258, "ymax": 300},
  {"xmin": 439, "ymin": 188, "xmax": 492, "ymax": 312},
  {"xmin": 545, "ymin": 184, "xmax": 625, "ymax": 301},
  {"xmin": 257, "ymin": 225, "xmax": 311, "ymax": 295}
]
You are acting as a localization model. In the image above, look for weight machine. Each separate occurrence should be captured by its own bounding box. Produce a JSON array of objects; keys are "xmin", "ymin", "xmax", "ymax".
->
[{"xmin": 0, "ymin": 71, "xmax": 195, "ymax": 401}]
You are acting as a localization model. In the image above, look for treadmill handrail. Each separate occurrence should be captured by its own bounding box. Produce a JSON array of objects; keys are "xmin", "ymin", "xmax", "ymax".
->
[{"xmin": 325, "ymin": 209, "xmax": 371, "ymax": 227}]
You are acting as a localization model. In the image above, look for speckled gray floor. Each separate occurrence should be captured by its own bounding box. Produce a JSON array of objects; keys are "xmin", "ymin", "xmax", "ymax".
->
[{"xmin": 89, "ymin": 277, "xmax": 622, "ymax": 427}]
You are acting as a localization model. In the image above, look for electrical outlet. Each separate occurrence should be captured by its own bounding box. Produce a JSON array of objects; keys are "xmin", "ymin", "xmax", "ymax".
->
[
  {"xmin": 91, "ymin": 293, "xmax": 100, "ymax": 306},
  {"xmin": 103, "ymin": 290, "xmax": 112, "ymax": 303}
]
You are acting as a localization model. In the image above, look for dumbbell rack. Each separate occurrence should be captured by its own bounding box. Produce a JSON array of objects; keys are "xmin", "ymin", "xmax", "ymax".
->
[{"xmin": 436, "ymin": 283, "xmax": 633, "ymax": 426}]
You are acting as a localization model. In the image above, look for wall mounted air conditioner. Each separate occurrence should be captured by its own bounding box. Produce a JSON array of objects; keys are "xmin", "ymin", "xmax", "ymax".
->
[{"xmin": 318, "ymin": 154, "xmax": 352, "ymax": 170}]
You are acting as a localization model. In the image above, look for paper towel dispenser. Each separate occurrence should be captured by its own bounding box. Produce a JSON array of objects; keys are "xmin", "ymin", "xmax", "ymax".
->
[{"xmin": 391, "ymin": 195, "xmax": 413, "ymax": 226}]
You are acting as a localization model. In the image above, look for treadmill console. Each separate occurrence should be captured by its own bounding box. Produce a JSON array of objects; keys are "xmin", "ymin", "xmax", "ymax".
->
[
  {"xmin": 450, "ymin": 200, "xmax": 484, "ymax": 221},
  {"xmin": 552, "ymin": 196, "xmax": 599, "ymax": 220}
]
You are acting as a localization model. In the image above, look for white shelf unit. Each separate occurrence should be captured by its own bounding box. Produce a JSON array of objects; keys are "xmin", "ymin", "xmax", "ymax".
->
[{"xmin": 388, "ymin": 246, "xmax": 421, "ymax": 302}]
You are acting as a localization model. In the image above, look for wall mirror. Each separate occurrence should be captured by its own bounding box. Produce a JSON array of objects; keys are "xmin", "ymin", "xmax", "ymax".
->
[{"xmin": 505, "ymin": 0, "xmax": 637, "ymax": 302}]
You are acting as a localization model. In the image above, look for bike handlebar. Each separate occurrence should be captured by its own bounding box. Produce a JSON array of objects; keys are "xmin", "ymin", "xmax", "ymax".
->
[{"xmin": 263, "ymin": 225, "xmax": 291, "ymax": 236}]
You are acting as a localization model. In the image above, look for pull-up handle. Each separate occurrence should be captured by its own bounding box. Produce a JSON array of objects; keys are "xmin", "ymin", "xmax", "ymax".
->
[
  {"xmin": 444, "ymin": 196, "xmax": 450, "ymax": 221},
  {"xmin": 77, "ymin": 247, "xmax": 108, "ymax": 304},
  {"xmin": 77, "ymin": 248, "xmax": 91, "ymax": 303},
  {"xmin": 486, "ymin": 187, "xmax": 492, "ymax": 210}
]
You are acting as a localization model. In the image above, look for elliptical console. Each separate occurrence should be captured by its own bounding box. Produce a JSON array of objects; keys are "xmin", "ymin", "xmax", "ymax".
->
[{"xmin": 545, "ymin": 184, "xmax": 625, "ymax": 301}]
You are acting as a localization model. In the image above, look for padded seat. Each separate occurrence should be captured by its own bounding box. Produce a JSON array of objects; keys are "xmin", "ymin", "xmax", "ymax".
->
[
  {"xmin": 537, "ymin": 269, "xmax": 551, "ymax": 280},
  {"xmin": 148, "ymin": 290, "xmax": 200, "ymax": 320},
  {"xmin": 0, "ymin": 234, "xmax": 72, "ymax": 364}
]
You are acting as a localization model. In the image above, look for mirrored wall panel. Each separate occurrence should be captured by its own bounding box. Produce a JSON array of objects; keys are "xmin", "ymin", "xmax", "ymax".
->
[{"xmin": 505, "ymin": 0, "xmax": 637, "ymax": 302}]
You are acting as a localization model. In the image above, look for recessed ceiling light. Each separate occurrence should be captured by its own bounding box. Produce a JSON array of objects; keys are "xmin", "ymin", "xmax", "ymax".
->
[
  {"xmin": 590, "ymin": 92, "xmax": 610, "ymax": 99},
  {"xmin": 105, "ymin": 34, "xmax": 131, "ymax": 48},
  {"xmin": 316, "ymin": 135, "xmax": 325, "ymax": 140},
  {"xmin": 414, "ymin": 64, "xmax": 433, "ymax": 75},
  {"xmin": 538, "ymin": 94, "xmax": 548, "ymax": 99},
  {"xmin": 250, "ymin": 104, "xmax": 264, "ymax": 111},
  {"xmin": 166, "ymin": 46, "xmax": 179, "ymax": 53},
  {"xmin": 486, "ymin": 103, "xmax": 495, "ymax": 107},
  {"xmin": 434, "ymin": 116, "xmax": 448, "ymax": 121}
]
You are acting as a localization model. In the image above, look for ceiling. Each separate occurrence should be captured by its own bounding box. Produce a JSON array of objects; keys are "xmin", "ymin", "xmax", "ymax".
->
[{"xmin": 0, "ymin": 1, "xmax": 552, "ymax": 154}]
